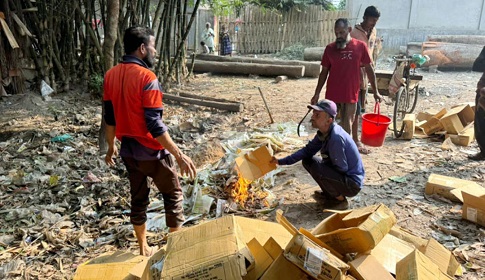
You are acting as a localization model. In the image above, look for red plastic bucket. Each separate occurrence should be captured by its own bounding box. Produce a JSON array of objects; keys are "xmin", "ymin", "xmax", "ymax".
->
[{"xmin": 361, "ymin": 103, "xmax": 391, "ymax": 147}]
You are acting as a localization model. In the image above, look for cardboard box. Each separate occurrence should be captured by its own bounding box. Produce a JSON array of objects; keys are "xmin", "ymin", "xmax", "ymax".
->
[
  {"xmin": 130, "ymin": 248, "xmax": 166, "ymax": 280},
  {"xmin": 402, "ymin": 113, "xmax": 416, "ymax": 140},
  {"xmin": 235, "ymin": 216, "xmax": 293, "ymax": 249},
  {"xmin": 462, "ymin": 187, "xmax": 485, "ymax": 227},
  {"xmin": 370, "ymin": 234, "xmax": 415, "ymax": 275},
  {"xmin": 416, "ymin": 109, "xmax": 440, "ymax": 122},
  {"xmin": 389, "ymin": 226, "xmax": 427, "ymax": 252},
  {"xmin": 396, "ymin": 250, "xmax": 453, "ymax": 280},
  {"xmin": 449, "ymin": 183, "xmax": 485, "ymax": 203},
  {"xmin": 348, "ymin": 254, "xmax": 394, "ymax": 280},
  {"xmin": 284, "ymin": 233, "xmax": 349, "ymax": 280},
  {"xmin": 418, "ymin": 108, "xmax": 447, "ymax": 135},
  {"xmin": 311, "ymin": 204, "xmax": 396, "ymax": 254},
  {"xmin": 235, "ymin": 145, "xmax": 277, "ymax": 181},
  {"xmin": 243, "ymin": 239, "xmax": 274, "ymax": 280},
  {"xmin": 439, "ymin": 104, "xmax": 474, "ymax": 134},
  {"xmin": 425, "ymin": 173, "xmax": 481, "ymax": 202},
  {"xmin": 74, "ymin": 251, "xmax": 146, "ymax": 280},
  {"xmin": 423, "ymin": 238, "xmax": 461, "ymax": 277},
  {"xmin": 447, "ymin": 122, "xmax": 475, "ymax": 146},
  {"xmin": 161, "ymin": 215, "xmax": 255, "ymax": 279},
  {"xmin": 260, "ymin": 253, "xmax": 311, "ymax": 280}
]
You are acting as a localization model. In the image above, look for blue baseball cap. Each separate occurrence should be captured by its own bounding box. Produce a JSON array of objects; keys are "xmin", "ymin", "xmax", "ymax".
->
[{"xmin": 307, "ymin": 99, "xmax": 337, "ymax": 118}]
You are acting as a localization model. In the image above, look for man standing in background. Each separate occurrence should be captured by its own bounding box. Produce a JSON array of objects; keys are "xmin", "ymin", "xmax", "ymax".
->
[
  {"xmin": 312, "ymin": 18, "xmax": 382, "ymax": 140},
  {"xmin": 350, "ymin": 5, "xmax": 381, "ymax": 154}
]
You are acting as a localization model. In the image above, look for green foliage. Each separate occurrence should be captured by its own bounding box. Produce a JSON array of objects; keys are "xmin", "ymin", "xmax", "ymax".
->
[
  {"xmin": 337, "ymin": 0, "xmax": 345, "ymax": 10},
  {"xmin": 88, "ymin": 73, "xmax": 104, "ymax": 95},
  {"xmin": 273, "ymin": 42, "xmax": 316, "ymax": 60},
  {"xmin": 201, "ymin": 0, "xmax": 335, "ymax": 15}
]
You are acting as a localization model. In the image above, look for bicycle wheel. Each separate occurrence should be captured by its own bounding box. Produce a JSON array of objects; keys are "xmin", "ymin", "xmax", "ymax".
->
[
  {"xmin": 393, "ymin": 86, "xmax": 407, "ymax": 138},
  {"xmin": 406, "ymin": 85, "xmax": 419, "ymax": 113}
]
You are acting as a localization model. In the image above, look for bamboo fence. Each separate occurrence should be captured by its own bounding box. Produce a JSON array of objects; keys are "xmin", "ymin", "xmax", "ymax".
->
[{"xmin": 220, "ymin": 6, "xmax": 348, "ymax": 54}]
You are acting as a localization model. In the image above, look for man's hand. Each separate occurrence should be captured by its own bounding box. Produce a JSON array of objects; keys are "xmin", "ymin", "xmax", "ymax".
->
[
  {"xmin": 373, "ymin": 91, "xmax": 383, "ymax": 103},
  {"xmin": 270, "ymin": 156, "xmax": 279, "ymax": 165},
  {"xmin": 311, "ymin": 93, "xmax": 319, "ymax": 105},
  {"xmin": 175, "ymin": 153, "xmax": 197, "ymax": 179},
  {"xmin": 105, "ymin": 145, "xmax": 118, "ymax": 166}
]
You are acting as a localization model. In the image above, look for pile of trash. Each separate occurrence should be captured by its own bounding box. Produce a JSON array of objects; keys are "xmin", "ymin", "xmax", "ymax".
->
[{"xmin": 0, "ymin": 96, "xmax": 307, "ymax": 278}]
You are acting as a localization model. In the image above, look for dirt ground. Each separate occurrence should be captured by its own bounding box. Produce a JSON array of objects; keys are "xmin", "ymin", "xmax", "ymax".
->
[{"xmin": 1, "ymin": 56, "xmax": 485, "ymax": 279}]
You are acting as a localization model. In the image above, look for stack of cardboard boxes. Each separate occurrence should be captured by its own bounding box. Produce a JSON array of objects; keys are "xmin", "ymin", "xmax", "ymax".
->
[
  {"xmin": 74, "ymin": 203, "xmax": 463, "ymax": 280},
  {"xmin": 412, "ymin": 103, "xmax": 475, "ymax": 146},
  {"xmin": 426, "ymin": 173, "xmax": 485, "ymax": 227}
]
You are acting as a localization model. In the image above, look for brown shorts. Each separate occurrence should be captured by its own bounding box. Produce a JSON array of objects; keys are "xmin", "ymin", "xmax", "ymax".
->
[{"xmin": 122, "ymin": 156, "xmax": 184, "ymax": 228}]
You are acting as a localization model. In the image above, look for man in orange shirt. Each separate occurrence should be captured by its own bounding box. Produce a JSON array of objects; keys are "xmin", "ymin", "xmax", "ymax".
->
[
  {"xmin": 103, "ymin": 26, "xmax": 196, "ymax": 256},
  {"xmin": 350, "ymin": 6, "xmax": 381, "ymax": 154}
]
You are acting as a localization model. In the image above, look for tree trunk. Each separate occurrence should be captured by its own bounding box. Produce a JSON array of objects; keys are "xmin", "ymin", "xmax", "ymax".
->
[
  {"xmin": 427, "ymin": 35, "xmax": 485, "ymax": 45},
  {"xmin": 303, "ymin": 47, "xmax": 325, "ymax": 61},
  {"xmin": 190, "ymin": 60, "xmax": 305, "ymax": 78},
  {"xmin": 195, "ymin": 54, "xmax": 321, "ymax": 77},
  {"xmin": 99, "ymin": 0, "xmax": 120, "ymax": 155},
  {"xmin": 422, "ymin": 42, "xmax": 482, "ymax": 70}
]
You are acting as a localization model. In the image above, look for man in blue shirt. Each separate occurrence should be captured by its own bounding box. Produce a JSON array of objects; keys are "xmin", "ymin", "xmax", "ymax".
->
[{"xmin": 271, "ymin": 99, "xmax": 365, "ymax": 209}]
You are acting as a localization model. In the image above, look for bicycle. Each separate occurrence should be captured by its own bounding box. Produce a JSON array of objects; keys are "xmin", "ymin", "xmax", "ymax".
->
[{"xmin": 373, "ymin": 55, "xmax": 424, "ymax": 138}]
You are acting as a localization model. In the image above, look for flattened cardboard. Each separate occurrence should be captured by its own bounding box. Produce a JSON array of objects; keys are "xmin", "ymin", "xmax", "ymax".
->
[
  {"xmin": 74, "ymin": 251, "xmax": 145, "ymax": 280},
  {"xmin": 348, "ymin": 254, "xmax": 394, "ymax": 280},
  {"xmin": 263, "ymin": 237, "xmax": 284, "ymax": 260},
  {"xmin": 312, "ymin": 204, "xmax": 396, "ymax": 254},
  {"xmin": 389, "ymin": 226, "xmax": 427, "ymax": 252},
  {"xmin": 423, "ymin": 238, "xmax": 462, "ymax": 277},
  {"xmin": 260, "ymin": 253, "xmax": 311, "ymax": 280},
  {"xmin": 439, "ymin": 104, "xmax": 474, "ymax": 134},
  {"xmin": 369, "ymin": 234, "xmax": 414, "ymax": 275},
  {"xmin": 396, "ymin": 250, "xmax": 453, "ymax": 280},
  {"xmin": 235, "ymin": 216, "xmax": 292, "ymax": 249},
  {"xmin": 461, "ymin": 187, "xmax": 485, "ymax": 227},
  {"xmin": 425, "ymin": 173, "xmax": 481, "ymax": 202},
  {"xmin": 243, "ymin": 239, "xmax": 273, "ymax": 280},
  {"xmin": 284, "ymin": 234, "xmax": 349, "ymax": 280},
  {"xmin": 161, "ymin": 215, "xmax": 255, "ymax": 280},
  {"xmin": 235, "ymin": 145, "xmax": 277, "ymax": 181}
]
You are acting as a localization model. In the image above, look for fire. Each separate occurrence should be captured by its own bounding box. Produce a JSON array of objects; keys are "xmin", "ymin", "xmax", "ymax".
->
[{"xmin": 229, "ymin": 174, "xmax": 270, "ymax": 209}]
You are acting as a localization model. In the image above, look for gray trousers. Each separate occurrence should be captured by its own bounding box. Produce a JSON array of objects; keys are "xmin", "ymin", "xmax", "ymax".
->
[{"xmin": 302, "ymin": 156, "xmax": 361, "ymax": 199}]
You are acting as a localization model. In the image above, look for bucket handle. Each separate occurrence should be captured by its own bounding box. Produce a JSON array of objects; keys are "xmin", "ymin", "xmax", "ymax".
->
[{"xmin": 373, "ymin": 103, "xmax": 381, "ymax": 125}]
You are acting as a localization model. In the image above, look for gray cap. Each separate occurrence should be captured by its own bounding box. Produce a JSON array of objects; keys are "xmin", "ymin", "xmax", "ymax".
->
[{"xmin": 307, "ymin": 99, "xmax": 337, "ymax": 118}]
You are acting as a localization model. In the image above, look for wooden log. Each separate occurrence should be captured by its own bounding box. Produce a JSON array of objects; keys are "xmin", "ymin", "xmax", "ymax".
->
[
  {"xmin": 419, "ymin": 42, "xmax": 482, "ymax": 70},
  {"xmin": 0, "ymin": 17, "xmax": 19, "ymax": 49},
  {"xmin": 164, "ymin": 92, "xmax": 244, "ymax": 112},
  {"xmin": 303, "ymin": 47, "xmax": 325, "ymax": 61},
  {"xmin": 427, "ymin": 35, "xmax": 485, "ymax": 45},
  {"xmin": 189, "ymin": 60, "xmax": 305, "ymax": 78},
  {"xmin": 195, "ymin": 54, "xmax": 321, "ymax": 77}
]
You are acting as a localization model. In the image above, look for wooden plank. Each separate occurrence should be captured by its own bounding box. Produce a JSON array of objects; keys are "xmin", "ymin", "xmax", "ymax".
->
[{"xmin": 0, "ymin": 17, "xmax": 20, "ymax": 49}]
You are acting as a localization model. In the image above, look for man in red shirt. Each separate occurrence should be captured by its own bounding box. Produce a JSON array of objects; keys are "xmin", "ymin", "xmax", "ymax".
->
[
  {"xmin": 103, "ymin": 26, "xmax": 196, "ymax": 256},
  {"xmin": 312, "ymin": 18, "xmax": 381, "ymax": 141}
]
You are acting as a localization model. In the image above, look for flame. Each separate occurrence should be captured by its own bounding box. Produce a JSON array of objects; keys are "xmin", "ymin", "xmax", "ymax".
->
[{"xmin": 230, "ymin": 174, "xmax": 270, "ymax": 209}]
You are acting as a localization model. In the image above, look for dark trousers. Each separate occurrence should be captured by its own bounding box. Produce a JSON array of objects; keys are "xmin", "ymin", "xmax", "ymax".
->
[
  {"xmin": 475, "ymin": 91, "xmax": 485, "ymax": 154},
  {"xmin": 302, "ymin": 156, "xmax": 361, "ymax": 199},
  {"xmin": 122, "ymin": 156, "xmax": 184, "ymax": 228}
]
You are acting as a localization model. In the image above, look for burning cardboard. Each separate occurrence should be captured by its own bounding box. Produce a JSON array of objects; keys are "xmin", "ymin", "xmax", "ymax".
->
[{"xmin": 235, "ymin": 145, "xmax": 276, "ymax": 181}]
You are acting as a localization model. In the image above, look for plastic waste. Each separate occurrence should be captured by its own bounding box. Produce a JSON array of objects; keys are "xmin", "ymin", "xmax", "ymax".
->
[
  {"xmin": 51, "ymin": 134, "xmax": 72, "ymax": 142},
  {"xmin": 412, "ymin": 54, "xmax": 430, "ymax": 66}
]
